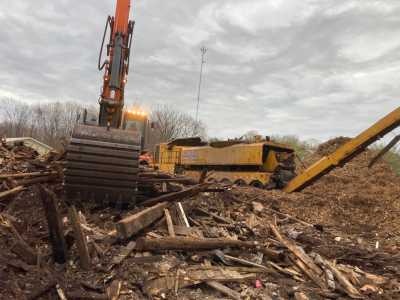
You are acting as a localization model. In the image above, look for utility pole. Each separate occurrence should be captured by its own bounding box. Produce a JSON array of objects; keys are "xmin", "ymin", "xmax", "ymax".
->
[{"xmin": 195, "ymin": 46, "xmax": 207, "ymax": 122}]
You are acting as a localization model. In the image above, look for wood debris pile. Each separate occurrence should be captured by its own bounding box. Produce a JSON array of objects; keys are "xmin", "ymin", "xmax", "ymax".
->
[{"xmin": 0, "ymin": 140, "xmax": 399, "ymax": 299}]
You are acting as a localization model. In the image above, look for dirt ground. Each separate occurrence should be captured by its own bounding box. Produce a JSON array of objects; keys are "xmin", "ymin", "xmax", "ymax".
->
[{"xmin": 0, "ymin": 139, "xmax": 400, "ymax": 299}]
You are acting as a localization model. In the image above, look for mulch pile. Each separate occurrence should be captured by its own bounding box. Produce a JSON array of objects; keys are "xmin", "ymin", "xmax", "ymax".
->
[{"xmin": 0, "ymin": 138, "xmax": 399, "ymax": 299}]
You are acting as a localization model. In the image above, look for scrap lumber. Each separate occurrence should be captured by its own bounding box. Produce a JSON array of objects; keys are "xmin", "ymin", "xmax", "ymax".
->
[
  {"xmin": 289, "ymin": 254, "xmax": 327, "ymax": 290},
  {"xmin": 136, "ymin": 237, "xmax": 259, "ymax": 251},
  {"xmin": 17, "ymin": 175, "xmax": 58, "ymax": 186},
  {"xmin": 56, "ymin": 284, "xmax": 68, "ymax": 300},
  {"xmin": 145, "ymin": 267, "xmax": 256, "ymax": 296},
  {"xmin": 69, "ymin": 205, "xmax": 91, "ymax": 270},
  {"xmin": 214, "ymin": 250, "xmax": 272, "ymax": 272},
  {"xmin": 195, "ymin": 207, "xmax": 233, "ymax": 224},
  {"xmin": 164, "ymin": 208, "xmax": 175, "ymax": 237},
  {"xmin": 108, "ymin": 241, "xmax": 136, "ymax": 270},
  {"xmin": 0, "ymin": 171, "xmax": 57, "ymax": 179},
  {"xmin": 116, "ymin": 202, "xmax": 169, "ymax": 239},
  {"xmin": 106, "ymin": 280, "xmax": 122, "ymax": 300},
  {"xmin": 0, "ymin": 186, "xmax": 24, "ymax": 200},
  {"xmin": 321, "ymin": 258, "xmax": 362, "ymax": 299},
  {"xmin": 266, "ymin": 207, "xmax": 314, "ymax": 228},
  {"xmin": 206, "ymin": 281, "xmax": 241, "ymax": 300},
  {"xmin": 270, "ymin": 223, "xmax": 323, "ymax": 277},
  {"xmin": 294, "ymin": 292, "xmax": 310, "ymax": 300},
  {"xmin": 142, "ymin": 183, "xmax": 210, "ymax": 207},
  {"xmin": 39, "ymin": 186, "xmax": 68, "ymax": 264},
  {"xmin": 177, "ymin": 202, "xmax": 190, "ymax": 227}
]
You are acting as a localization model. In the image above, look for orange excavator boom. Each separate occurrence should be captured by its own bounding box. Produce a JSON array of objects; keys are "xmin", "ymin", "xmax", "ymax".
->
[{"xmin": 98, "ymin": 0, "xmax": 134, "ymax": 128}]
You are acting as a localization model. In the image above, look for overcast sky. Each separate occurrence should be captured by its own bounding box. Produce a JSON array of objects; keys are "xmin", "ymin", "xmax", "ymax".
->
[{"xmin": 1, "ymin": 0, "xmax": 400, "ymax": 141}]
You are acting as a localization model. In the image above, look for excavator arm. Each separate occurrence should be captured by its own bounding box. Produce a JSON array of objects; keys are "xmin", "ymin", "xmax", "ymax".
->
[{"xmin": 98, "ymin": 0, "xmax": 134, "ymax": 128}]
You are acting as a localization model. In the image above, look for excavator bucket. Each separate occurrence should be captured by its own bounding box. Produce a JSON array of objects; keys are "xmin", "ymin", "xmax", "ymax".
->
[{"xmin": 64, "ymin": 125, "xmax": 140, "ymax": 203}]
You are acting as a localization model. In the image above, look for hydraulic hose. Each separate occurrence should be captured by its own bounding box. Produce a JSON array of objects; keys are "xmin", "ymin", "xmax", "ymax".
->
[{"xmin": 98, "ymin": 16, "xmax": 112, "ymax": 71}]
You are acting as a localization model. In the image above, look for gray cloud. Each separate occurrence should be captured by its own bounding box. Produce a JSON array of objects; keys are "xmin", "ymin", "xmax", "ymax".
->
[{"xmin": 1, "ymin": 0, "xmax": 400, "ymax": 142}]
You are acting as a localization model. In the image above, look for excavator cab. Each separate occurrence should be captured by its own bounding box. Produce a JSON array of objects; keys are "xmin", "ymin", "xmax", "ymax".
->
[{"xmin": 122, "ymin": 109, "xmax": 148, "ymax": 151}]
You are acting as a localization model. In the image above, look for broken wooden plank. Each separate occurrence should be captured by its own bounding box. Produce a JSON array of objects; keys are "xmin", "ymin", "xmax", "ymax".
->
[
  {"xmin": 69, "ymin": 205, "xmax": 91, "ymax": 270},
  {"xmin": 266, "ymin": 207, "xmax": 314, "ymax": 228},
  {"xmin": 142, "ymin": 183, "xmax": 210, "ymax": 207},
  {"xmin": 116, "ymin": 202, "xmax": 169, "ymax": 239},
  {"xmin": 289, "ymin": 254, "xmax": 327, "ymax": 290},
  {"xmin": 106, "ymin": 280, "xmax": 121, "ymax": 300},
  {"xmin": 195, "ymin": 207, "xmax": 233, "ymax": 224},
  {"xmin": 177, "ymin": 202, "xmax": 190, "ymax": 227},
  {"xmin": 145, "ymin": 267, "xmax": 256, "ymax": 296},
  {"xmin": 17, "ymin": 175, "xmax": 58, "ymax": 186},
  {"xmin": 56, "ymin": 284, "xmax": 68, "ymax": 300},
  {"xmin": 39, "ymin": 186, "xmax": 68, "ymax": 264},
  {"xmin": 206, "ymin": 281, "xmax": 241, "ymax": 300},
  {"xmin": 108, "ymin": 241, "xmax": 136, "ymax": 270},
  {"xmin": 164, "ymin": 208, "xmax": 175, "ymax": 237},
  {"xmin": 214, "ymin": 250, "xmax": 272, "ymax": 272},
  {"xmin": 0, "ymin": 186, "xmax": 24, "ymax": 200},
  {"xmin": 294, "ymin": 292, "xmax": 310, "ymax": 300},
  {"xmin": 136, "ymin": 237, "xmax": 259, "ymax": 251},
  {"xmin": 0, "ymin": 171, "xmax": 57, "ymax": 179},
  {"xmin": 321, "ymin": 258, "xmax": 362, "ymax": 299},
  {"xmin": 270, "ymin": 223, "xmax": 323, "ymax": 277}
]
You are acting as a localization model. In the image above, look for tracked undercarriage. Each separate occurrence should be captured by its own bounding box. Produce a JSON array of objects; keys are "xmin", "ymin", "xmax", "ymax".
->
[{"xmin": 64, "ymin": 125, "xmax": 140, "ymax": 203}]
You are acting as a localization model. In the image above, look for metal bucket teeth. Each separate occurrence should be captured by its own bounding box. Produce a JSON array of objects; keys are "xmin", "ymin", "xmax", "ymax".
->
[{"xmin": 64, "ymin": 125, "xmax": 140, "ymax": 203}]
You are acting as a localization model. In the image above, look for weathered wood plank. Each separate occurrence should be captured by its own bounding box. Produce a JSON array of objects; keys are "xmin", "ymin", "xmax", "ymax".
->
[
  {"xmin": 164, "ymin": 208, "xmax": 175, "ymax": 237},
  {"xmin": 142, "ymin": 184, "xmax": 209, "ymax": 207},
  {"xmin": 69, "ymin": 205, "xmax": 91, "ymax": 270},
  {"xmin": 136, "ymin": 237, "xmax": 259, "ymax": 251},
  {"xmin": 39, "ymin": 186, "xmax": 68, "ymax": 264},
  {"xmin": 0, "ymin": 186, "xmax": 24, "ymax": 200},
  {"xmin": 116, "ymin": 202, "xmax": 169, "ymax": 239}
]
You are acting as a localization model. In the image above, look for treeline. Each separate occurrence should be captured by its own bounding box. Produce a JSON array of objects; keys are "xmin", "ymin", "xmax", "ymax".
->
[{"xmin": 0, "ymin": 98, "xmax": 206, "ymax": 150}]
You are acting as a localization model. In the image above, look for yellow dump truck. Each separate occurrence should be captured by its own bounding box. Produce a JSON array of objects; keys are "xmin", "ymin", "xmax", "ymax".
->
[{"xmin": 154, "ymin": 137, "xmax": 296, "ymax": 188}]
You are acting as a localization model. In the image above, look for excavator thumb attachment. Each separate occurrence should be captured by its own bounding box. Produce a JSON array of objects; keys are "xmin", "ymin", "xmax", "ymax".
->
[{"xmin": 64, "ymin": 125, "xmax": 140, "ymax": 203}]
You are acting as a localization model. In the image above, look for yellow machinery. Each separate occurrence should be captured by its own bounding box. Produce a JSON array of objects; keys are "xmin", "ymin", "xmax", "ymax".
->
[
  {"xmin": 155, "ymin": 106, "xmax": 400, "ymax": 193},
  {"xmin": 154, "ymin": 137, "xmax": 296, "ymax": 188},
  {"xmin": 284, "ymin": 106, "xmax": 400, "ymax": 192}
]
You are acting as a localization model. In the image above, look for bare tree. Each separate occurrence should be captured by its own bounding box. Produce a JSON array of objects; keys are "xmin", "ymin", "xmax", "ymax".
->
[
  {"xmin": 242, "ymin": 130, "xmax": 261, "ymax": 142},
  {"xmin": 150, "ymin": 105, "xmax": 206, "ymax": 142},
  {"xmin": 0, "ymin": 99, "xmax": 207, "ymax": 151},
  {"xmin": 0, "ymin": 98, "xmax": 30, "ymax": 137},
  {"xmin": 145, "ymin": 105, "xmax": 207, "ymax": 150},
  {"xmin": 0, "ymin": 98, "xmax": 84, "ymax": 148}
]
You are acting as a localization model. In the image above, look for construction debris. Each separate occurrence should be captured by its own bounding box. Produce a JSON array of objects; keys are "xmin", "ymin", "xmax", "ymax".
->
[{"xmin": 1, "ymin": 139, "xmax": 400, "ymax": 299}]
